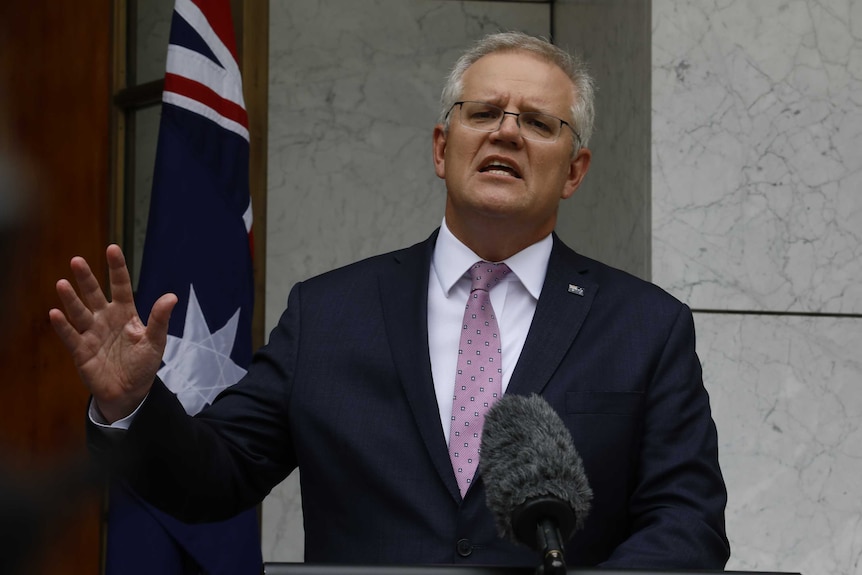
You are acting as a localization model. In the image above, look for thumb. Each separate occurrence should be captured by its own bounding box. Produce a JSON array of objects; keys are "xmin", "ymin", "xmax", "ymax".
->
[{"xmin": 146, "ymin": 292, "xmax": 178, "ymax": 345}]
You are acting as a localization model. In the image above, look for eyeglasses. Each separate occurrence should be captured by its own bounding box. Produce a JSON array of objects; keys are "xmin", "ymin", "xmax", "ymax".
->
[{"xmin": 447, "ymin": 100, "xmax": 581, "ymax": 145}]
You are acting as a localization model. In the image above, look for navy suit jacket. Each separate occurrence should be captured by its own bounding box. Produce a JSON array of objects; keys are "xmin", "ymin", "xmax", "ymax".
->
[{"xmin": 103, "ymin": 231, "xmax": 729, "ymax": 569}]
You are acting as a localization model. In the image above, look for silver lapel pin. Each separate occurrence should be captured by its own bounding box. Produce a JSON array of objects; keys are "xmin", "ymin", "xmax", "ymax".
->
[{"xmin": 568, "ymin": 284, "xmax": 585, "ymax": 296}]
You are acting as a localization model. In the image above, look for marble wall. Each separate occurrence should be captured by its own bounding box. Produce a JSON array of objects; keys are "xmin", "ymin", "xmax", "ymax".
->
[
  {"xmin": 653, "ymin": 1, "xmax": 862, "ymax": 574},
  {"xmin": 653, "ymin": 0, "xmax": 862, "ymax": 314}
]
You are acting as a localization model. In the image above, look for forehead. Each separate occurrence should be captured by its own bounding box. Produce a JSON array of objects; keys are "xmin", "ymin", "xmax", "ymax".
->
[{"xmin": 460, "ymin": 50, "xmax": 575, "ymax": 112}]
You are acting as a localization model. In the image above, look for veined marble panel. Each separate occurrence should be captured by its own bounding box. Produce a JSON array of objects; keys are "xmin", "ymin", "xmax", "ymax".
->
[
  {"xmin": 264, "ymin": 0, "xmax": 550, "ymax": 562},
  {"xmin": 267, "ymin": 0, "xmax": 549, "ymax": 331},
  {"xmin": 653, "ymin": 0, "xmax": 862, "ymax": 314},
  {"xmin": 696, "ymin": 312, "xmax": 862, "ymax": 575}
]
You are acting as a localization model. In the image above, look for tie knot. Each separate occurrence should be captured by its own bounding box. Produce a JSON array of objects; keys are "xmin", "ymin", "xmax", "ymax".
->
[{"xmin": 469, "ymin": 261, "xmax": 511, "ymax": 292}]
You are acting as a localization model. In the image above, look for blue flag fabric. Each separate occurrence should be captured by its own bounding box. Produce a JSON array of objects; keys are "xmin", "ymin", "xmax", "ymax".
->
[{"xmin": 105, "ymin": 0, "xmax": 261, "ymax": 573}]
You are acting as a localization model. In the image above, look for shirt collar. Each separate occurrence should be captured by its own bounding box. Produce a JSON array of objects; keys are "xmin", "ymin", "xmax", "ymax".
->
[{"xmin": 432, "ymin": 218, "xmax": 552, "ymax": 300}]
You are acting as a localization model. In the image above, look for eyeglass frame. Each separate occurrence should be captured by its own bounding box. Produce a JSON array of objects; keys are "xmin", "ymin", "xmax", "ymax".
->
[{"xmin": 445, "ymin": 100, "xmax": 582, "ymax": 148}]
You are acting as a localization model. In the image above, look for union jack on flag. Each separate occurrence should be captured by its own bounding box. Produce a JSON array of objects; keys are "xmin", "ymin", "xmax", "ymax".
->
[{"xmin": 106, "ymin": 0, "xmax": 261, "ymax": 572}]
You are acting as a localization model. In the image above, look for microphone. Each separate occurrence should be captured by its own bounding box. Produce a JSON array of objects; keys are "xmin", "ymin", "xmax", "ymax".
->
[{"xmin": 480, "ymin": 393, "xmax": 592, "ymax": 575}]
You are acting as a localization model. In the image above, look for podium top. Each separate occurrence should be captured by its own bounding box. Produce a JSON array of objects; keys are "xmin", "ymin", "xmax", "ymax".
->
[{"xmin": 263, "ymin": 563, "xmax": 801, "ymax": 575}]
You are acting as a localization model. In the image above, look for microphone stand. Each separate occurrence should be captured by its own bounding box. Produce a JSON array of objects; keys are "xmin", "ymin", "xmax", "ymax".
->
[
  {"xmin": 511, "ymin": 497, "xmax": 575, "ymax": 575},
  {"xmin": 535, "ymin": 519, "xmax": 567, "ymax": 575}
]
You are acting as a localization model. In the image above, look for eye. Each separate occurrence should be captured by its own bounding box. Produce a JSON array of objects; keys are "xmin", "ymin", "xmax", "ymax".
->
[
  {"xmin": 523, "ymin": 114, "xmax": 554, "ymax": 135},
  {"xmin": 465, "ymin": 103, "xmax": 502, "ymax": 124}
]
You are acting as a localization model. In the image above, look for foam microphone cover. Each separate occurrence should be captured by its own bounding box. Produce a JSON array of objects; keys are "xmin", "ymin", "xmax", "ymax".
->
[{"xmin": 480, "ymin": 393, "xmax": 592, "ymax": 546}]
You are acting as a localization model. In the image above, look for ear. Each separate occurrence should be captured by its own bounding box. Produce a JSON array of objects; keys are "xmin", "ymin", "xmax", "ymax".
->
[
  {"xmin": 561, "ymin": 147, "xmax": 591, "ymax": 200},
  {"xmin": 432, "ymin": 124, "xmax": 447, "ymax": 180}
]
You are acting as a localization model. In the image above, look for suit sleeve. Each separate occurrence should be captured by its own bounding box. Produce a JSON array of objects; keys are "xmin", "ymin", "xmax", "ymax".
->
[
  {"xmin": 89, "ymin": 284, "xmax": 305, "ymax": 523},
  {"xmin": 600, "ymin": 304, "xmax": 730, "ymax": 569}
]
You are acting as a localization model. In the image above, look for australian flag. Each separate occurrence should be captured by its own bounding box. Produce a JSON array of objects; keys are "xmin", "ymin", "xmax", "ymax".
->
[{"xmin": 105, "ymin": 0, "xmax": 261, "ymax": 573}]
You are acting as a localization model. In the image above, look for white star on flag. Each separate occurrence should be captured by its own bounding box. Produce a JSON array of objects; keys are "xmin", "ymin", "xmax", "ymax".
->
[{"xmin": 158, "ymin": 284, "xmax": 247, "ymax": 415}]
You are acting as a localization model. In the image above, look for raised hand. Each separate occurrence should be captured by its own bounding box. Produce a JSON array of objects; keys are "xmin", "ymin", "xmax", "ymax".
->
[{"xmin": 49, "ymin": 244, "xmax": 178, "ymax": 423}]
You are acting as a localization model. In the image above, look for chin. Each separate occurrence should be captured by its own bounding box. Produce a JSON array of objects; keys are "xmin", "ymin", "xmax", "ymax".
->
[{"xmin": 469, "ymin": 200, "xmax": 529, "ymax": 221}]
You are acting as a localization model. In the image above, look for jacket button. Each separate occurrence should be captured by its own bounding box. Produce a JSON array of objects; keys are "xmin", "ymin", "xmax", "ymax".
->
[{"xmin": 456, "ymin": 538, "xmax": 472, "ymax": 557}]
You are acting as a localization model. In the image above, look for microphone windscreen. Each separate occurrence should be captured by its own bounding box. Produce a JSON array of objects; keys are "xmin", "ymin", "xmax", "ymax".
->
[{"xmin": 480, "ymin": 393, "xmax": 592, "ymax": 543}]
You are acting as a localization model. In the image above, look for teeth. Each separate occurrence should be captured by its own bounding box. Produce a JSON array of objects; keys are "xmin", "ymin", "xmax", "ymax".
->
[{"xmin": 482, "ymin": 160, "xmax": 520, "ymax": 178}]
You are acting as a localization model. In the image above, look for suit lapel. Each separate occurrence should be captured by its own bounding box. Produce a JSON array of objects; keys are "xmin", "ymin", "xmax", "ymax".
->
[
  {"xmin": 377, "ymin": 232, "xmax": 599, "ymax": 500},
  {"xmin": 507, "ymin": 235, "xmax": 598, "ymax": 397},
  {"xmin": 378, "ymin": 231, "xmax": 462, "ymax": 501}
]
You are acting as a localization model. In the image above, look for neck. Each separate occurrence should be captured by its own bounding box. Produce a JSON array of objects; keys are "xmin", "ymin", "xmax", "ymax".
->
[{"xmin": 445, "ymin": 212, "xmax": 554, "ymax": 262}]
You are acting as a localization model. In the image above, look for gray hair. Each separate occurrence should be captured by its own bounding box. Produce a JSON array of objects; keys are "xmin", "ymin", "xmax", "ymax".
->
[{"xmin": 439, "ymin": 31, "xmax": 596, "ymax": 149}]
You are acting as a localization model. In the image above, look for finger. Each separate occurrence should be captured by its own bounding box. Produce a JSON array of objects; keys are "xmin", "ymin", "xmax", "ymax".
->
[
  {"xmin": 48, "ymin": 307, "xmax": 83, "ymax": 351},
  {"xmin": 145, "ymin": 292, "xmax": 177, "ymax": 352},
  {"xmin": 69, "ymin": 255, "xmax": 109, "ymax": 312},
  {"xmin": 105, "ymin": 244, "xmax": 135, "ymax": 305},
  {"xmin": 54, "ymin": 278, "xmax": 96, "ymax": 332}
]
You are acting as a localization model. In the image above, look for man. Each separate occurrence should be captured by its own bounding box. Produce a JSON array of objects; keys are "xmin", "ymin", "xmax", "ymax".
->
[{"xmin": 50, "ymin": 32, "xmax": 729, "ymax": 568}]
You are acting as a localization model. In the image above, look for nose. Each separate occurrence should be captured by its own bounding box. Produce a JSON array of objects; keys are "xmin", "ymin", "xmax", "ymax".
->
[{"xmin": 491, "ymin": 112, "xmax": 523, "ymax": 146}]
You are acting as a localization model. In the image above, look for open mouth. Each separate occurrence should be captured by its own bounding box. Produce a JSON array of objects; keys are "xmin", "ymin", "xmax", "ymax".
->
[{"xmin": 479, "ymin": 159, "xmax": 522, "ymax": 179}]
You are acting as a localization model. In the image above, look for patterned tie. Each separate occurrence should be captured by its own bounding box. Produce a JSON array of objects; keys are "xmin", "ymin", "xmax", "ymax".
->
[{"xmin": 448, "ymin": 261, "xmax": 511, "ymax": 497}]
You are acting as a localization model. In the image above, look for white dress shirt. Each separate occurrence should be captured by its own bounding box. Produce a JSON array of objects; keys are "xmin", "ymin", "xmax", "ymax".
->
[{"xmin": 428, "ymin": 219, "xmax": 551, "ymax": 444}]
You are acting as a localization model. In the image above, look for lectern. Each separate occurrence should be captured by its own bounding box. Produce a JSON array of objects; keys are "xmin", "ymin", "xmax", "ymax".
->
[{"xmin": 264, "ymin": 564, "xmax": 801, "ymax": 575}]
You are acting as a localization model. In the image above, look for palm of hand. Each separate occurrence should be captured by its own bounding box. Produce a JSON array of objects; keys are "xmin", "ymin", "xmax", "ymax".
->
[{"xmin": 49, "ymin": 245, "xmax": 177, "ymax": 422}]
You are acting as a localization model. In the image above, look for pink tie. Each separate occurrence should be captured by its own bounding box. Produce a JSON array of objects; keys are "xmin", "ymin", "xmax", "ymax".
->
[{"xmin": 448, "ymin": 261, "xmax": 511, "ymax": 497}]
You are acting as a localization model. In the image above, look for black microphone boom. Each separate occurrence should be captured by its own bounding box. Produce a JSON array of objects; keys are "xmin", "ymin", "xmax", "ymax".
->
[{"xmin": 480, "ymin": 393, "xmax": 592, "ymax": 575}]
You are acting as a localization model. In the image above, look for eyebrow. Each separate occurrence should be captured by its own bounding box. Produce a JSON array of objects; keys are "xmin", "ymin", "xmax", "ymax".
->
[{"xmin": 464, "ymin": 96, "xmax": 560, "ymax": 116}]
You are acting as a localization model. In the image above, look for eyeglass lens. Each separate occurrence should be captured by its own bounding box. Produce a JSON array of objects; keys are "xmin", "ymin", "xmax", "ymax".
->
[{"xmin": 458, "ymin": 101, "xmax": 561, "ymax": 142}]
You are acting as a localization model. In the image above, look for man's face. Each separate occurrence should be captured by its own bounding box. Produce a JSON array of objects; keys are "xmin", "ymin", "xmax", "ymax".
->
[{"xmin": 433, "ymin": 51, "xmax": 590, "ymax": 244}]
